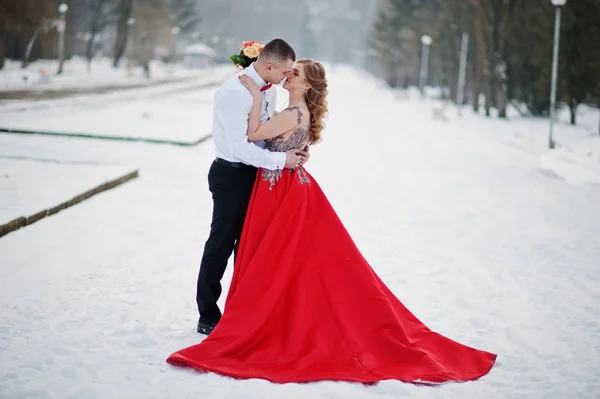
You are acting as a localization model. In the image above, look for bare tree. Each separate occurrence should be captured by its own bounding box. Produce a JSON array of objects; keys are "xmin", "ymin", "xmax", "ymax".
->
[
  {"xmin": 472, "ymin": 0, "xmax": 513, "ymax": 118},
  {"xmin": 86, "ymin": 0, "xmax": 116, "ymax": 70},
  {"xmin": 22, "ymin": 18, "xmax": 51, "ymax": 68},
  {"xmin": 167, "ymin": 0, "xmax": 202, "ymax": 38},
  {"xmin": 113, "ymin": 0, "xmax": 134, "ymax": 67},
  {"xmin": 0, "ymin": 40, "xmax": 4, "ymax": 70},
  {"xmin": 1, "ymin": 0, "xmax": 57, "ymax": 69}
]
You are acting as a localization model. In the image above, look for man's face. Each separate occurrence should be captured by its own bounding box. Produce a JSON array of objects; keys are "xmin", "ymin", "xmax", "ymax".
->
[{"xmin": 266, "ymin": 59, "xmax": 295, "ymax": 85}]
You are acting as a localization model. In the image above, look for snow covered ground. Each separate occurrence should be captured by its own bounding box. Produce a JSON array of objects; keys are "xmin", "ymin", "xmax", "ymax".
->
[
  {"xmin": 0, "ymin": 84, "xmax": 219, "ymax": 142},
  {"xmin": 0, "ymin": 65, "xmax": 599, "ymax": 399},
  {"xmin": 400, "ymin": 85, "xmax": 600, "ymax": 185},
  {"xmin": 0, "ymin": 57, "xmax": 209, "ymax": 92},
  {"xmin": 0, "ymin": 156, "xmax": 135, "ymax": 226},
  {"xmin": 0, "ymin": 63, "xmax": 233, "ymax": 141},
  {"xmin": 0, "ymin": 65, "xmax": 232, "ymax": 118}
]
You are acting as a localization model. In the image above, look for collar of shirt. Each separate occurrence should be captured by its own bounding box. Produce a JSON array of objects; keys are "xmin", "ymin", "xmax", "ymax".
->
[{"xmin": 245, "ymin": 63, "xmax": 268, "ymax": 88}]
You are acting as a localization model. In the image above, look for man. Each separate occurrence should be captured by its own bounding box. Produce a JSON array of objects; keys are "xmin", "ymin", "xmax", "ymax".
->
[{"xmin": 196, "ymin": 39, "xmax": 307, "ymax": 335}]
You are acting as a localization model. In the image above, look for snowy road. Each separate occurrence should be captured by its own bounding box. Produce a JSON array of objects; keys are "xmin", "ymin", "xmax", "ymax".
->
[{"xmin": 1, "ymin": 67, "xmax": 599, "ymax": 399}]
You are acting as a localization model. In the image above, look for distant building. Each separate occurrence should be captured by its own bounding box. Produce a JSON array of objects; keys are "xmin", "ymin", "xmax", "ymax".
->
[{"xmin": 181, "ymin": 43, "xmax": 216, "ymax": 68}]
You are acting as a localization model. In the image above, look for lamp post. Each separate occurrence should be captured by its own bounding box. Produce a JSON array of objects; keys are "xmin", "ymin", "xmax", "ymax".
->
[
  {"xmin": 456, "ymin": 32, "xmax": 469, "ymax": 114},
  {"xmin": 57, "ymin": 3, "xmax": 68, "ymax": 74},
  {"xmin": 419, "ymin": 35, "xmax": 432, "ymax": 97},
  {"xmin": 548, "ymin": 0, "xmax": 567, "ymax": 149},
  {"xmin": 127, "ymin": 18, "xmax": 135, "ymax": 50},
  {"xmin": 171, "ymin": 26, "xmax": 180, "ymax": 62}
]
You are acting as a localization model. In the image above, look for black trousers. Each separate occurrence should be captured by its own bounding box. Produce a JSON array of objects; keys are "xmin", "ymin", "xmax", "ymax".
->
[{"xmin": 196, "ymin": 159, "xmax": 258, "ymax": 324}]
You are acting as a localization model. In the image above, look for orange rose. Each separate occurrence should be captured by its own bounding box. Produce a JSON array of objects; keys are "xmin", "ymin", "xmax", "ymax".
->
[
  {"xmin": 243, "ymin": 45, "xmax": 260, "ymax": 58},
  {"xmin": 251, "ymin": 42, "xmax": 264, "ymax": 54},
  {"xmin": 241, "ymin": 40, "xmax": 255, "ymax": 49}
]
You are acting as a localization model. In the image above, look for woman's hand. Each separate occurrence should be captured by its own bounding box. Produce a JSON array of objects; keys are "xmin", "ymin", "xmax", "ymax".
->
[
  {"xmin": 299, "ymin": 145, "xmax": 310, "ymax": 167},
  {"xmin": 238, "ymin": 75, "xmax": 262, "ymax": 99}
]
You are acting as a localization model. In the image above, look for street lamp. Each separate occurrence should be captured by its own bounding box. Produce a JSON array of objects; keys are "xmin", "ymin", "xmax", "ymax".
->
[
  {"xmin": 548, "ymin": 0, "xmax": 567, "ymax": 149},
  {"xmin": 171, "ymin": 26, "xmax": 180, "ymax": 62},
  {"xmin": 456, "ymin": 32, "xmax": 469, "ymax": 114},
  {"xmin": 419, "ymin": 35, "xmax": 432, "ymax": 97},
  {"xmin": 57, "ymin": 3, "xmax": 68, "ymax": 74}
]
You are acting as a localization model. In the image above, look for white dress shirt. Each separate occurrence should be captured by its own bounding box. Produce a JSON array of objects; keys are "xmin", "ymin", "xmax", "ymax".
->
[{"xmin": 211, "ymin": 63, "xmax": 285, "ymax": 170}]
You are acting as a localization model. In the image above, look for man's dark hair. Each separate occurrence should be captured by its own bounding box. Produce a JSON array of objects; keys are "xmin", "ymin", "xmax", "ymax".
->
[{"xmin": 259, "ymin": 38, "xmax": 296, "ymax": 64}]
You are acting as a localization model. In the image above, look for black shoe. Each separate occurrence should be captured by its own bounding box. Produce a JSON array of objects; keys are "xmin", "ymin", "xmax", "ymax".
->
[{"xmin": 197, "ymin": 320, "xmax": 217, "ymax": 335}]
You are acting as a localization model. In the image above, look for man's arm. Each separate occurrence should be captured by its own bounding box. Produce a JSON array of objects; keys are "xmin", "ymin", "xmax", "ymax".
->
[{"xmin": 216, "ymin": 89, "xmax": 286, "ymax": 170}]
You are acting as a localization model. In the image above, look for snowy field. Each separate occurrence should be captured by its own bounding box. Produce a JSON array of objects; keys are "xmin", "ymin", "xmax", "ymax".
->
[
  {"xmin": 0, "ymin": 156, "xmax": 135, "ymax": 226},
  {"xmin": 0, "ymin": 62, "xmax": 232, "ymax": 141},
  {"xmin": 0, "ymin": 84, "xmax": 219, "ymax": 142},
  {"xmin": 0, "ymin": 65, "xmax": 599, "ymax": 399},
  {"xmin": 0, "ymin": 63, "xmax": 232, "ymax": 118},
  {"xmin": 0, "ymin": 57, "xmax": 210, "ymax": 92}
]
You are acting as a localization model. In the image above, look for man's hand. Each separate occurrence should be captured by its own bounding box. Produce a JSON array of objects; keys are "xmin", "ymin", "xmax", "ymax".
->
[{"xmin": 284, "ymin": 149, "xmax": 307, "ymax": 169}]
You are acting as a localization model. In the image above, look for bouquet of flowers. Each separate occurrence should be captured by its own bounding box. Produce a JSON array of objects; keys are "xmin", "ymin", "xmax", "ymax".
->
[{"xmin": 231, "ymin": 41, "xmax": 265, "ymax": 71}]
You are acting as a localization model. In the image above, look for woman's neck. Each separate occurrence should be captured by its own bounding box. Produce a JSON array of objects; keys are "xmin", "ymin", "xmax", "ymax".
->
[{"xmin": 288, "ymin": 93, "xmax": 306, "ymax": 108}]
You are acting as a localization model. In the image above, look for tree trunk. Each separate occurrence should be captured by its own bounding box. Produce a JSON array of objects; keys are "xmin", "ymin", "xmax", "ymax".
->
[
  {"xmin": 492, "ymin": 0, "xmax": 509, "ymax": 118},
  {"xmin": 472, "ymin": 86, "xmax": 480, "ymax": 112},
  {"xmin": 496, "ymin": 77, "xmax": 508, "ymax": 117},
  {"xmin": 448, "ymin": 73, "xmax": 458, "ymax": 104},
  {"xmin": 0, "ymin": 38, "xmax": 5, "ymax": 70},
  {"xmin": 113, "ymin": 0, "xmax": 134, "ymax": 68},
  {"xmin": 439, "ymin": 56, "xmax": 448, "ymax": 100},
  {"xmin": 568, "ymin": 97, "xmax": 577, "ymax": 125},
  {"xmin": 22, "ymin": 22, "xmax": 43, "ymax": 69},
  {"xmin": 86, "ymin": 31, "xmax": 96, "ymax": 71},
  {"xmin": 495, "ymin": 55, "xmax": 508, "ymax": 118},
  {"xmin": 475, "ymin": 3, "xmax": 492, "ymax": 116},
  {"xmin": 86, "ymin": 0, "xmax": 105, "ymax": 71},
  {"xmin": 471, "ymin": 21, "xmax": 480, "ymax": 112},
  {"xmin": 484, "ymin": 58, "xmax": 492, "ymax": 117},
  {"xmin": 486, "ymin": 30, "xmax": 498, "ymax": 114},
  {"xmin": 472, "ymin": 75, "xmax": 480, "ymax": 112}
]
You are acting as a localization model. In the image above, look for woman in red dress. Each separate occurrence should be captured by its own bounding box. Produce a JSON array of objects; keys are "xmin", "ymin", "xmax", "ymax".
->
[{"xmin": 167, "ymin": 59, "xmax": 497, "ymax": 384}]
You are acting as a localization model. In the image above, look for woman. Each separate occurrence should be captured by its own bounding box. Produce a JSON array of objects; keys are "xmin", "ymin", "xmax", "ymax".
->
[{"xmin": 167, "ymin": 59, "xmax": 497, "ymax": 384}]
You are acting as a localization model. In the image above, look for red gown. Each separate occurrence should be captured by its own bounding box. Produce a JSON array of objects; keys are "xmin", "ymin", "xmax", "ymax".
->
[{"xmin": 167, "ymin": 166, "xmax": 497, "ymax": 384}]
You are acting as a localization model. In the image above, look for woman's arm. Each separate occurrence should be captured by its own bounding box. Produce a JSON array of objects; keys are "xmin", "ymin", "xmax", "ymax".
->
[
  {"xmin": 238, "ymin": 75, "xmax": 265, "ymax": 138},
  {"xmin": 239, "ymin": 75, "xmax": 297, "ymax": 142}
]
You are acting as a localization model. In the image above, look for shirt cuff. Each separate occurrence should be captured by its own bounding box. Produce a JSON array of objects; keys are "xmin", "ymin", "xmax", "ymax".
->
[{"xmin": 273, "ymin": 151, "xmax": 286, "ymax": 170}]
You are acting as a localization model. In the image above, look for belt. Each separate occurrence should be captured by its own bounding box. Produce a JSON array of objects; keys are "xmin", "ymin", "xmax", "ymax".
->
[{"xmin": 214, "ymin": 158, "xmax": 253, "ymax": 169}]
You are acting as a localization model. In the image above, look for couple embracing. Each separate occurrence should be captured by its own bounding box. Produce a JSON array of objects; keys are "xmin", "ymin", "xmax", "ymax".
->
[{"xmin": 167, "ymin": 38, "xmax": 496, "ymax": 385}]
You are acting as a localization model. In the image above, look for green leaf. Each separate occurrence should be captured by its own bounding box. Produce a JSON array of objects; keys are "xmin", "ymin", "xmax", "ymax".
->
[{"xmin": 230, "ymin": 55, "xmax": 243, "ymax": 65}]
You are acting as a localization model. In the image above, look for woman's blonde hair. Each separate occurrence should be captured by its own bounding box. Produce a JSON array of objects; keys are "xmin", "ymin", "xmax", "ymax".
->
[{"xmin": 297, "ymin": 59, "xmax": 328, "ymax": 145}]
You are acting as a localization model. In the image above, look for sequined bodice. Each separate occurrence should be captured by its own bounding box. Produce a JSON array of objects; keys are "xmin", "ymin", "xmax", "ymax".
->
[
  {"xmin": 261, "ymin": 106, "xmax": 312, "ymax": 190},
  {"xmin": 264, "ymin": 106, "xmax": 309, "ymax": 152}
]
